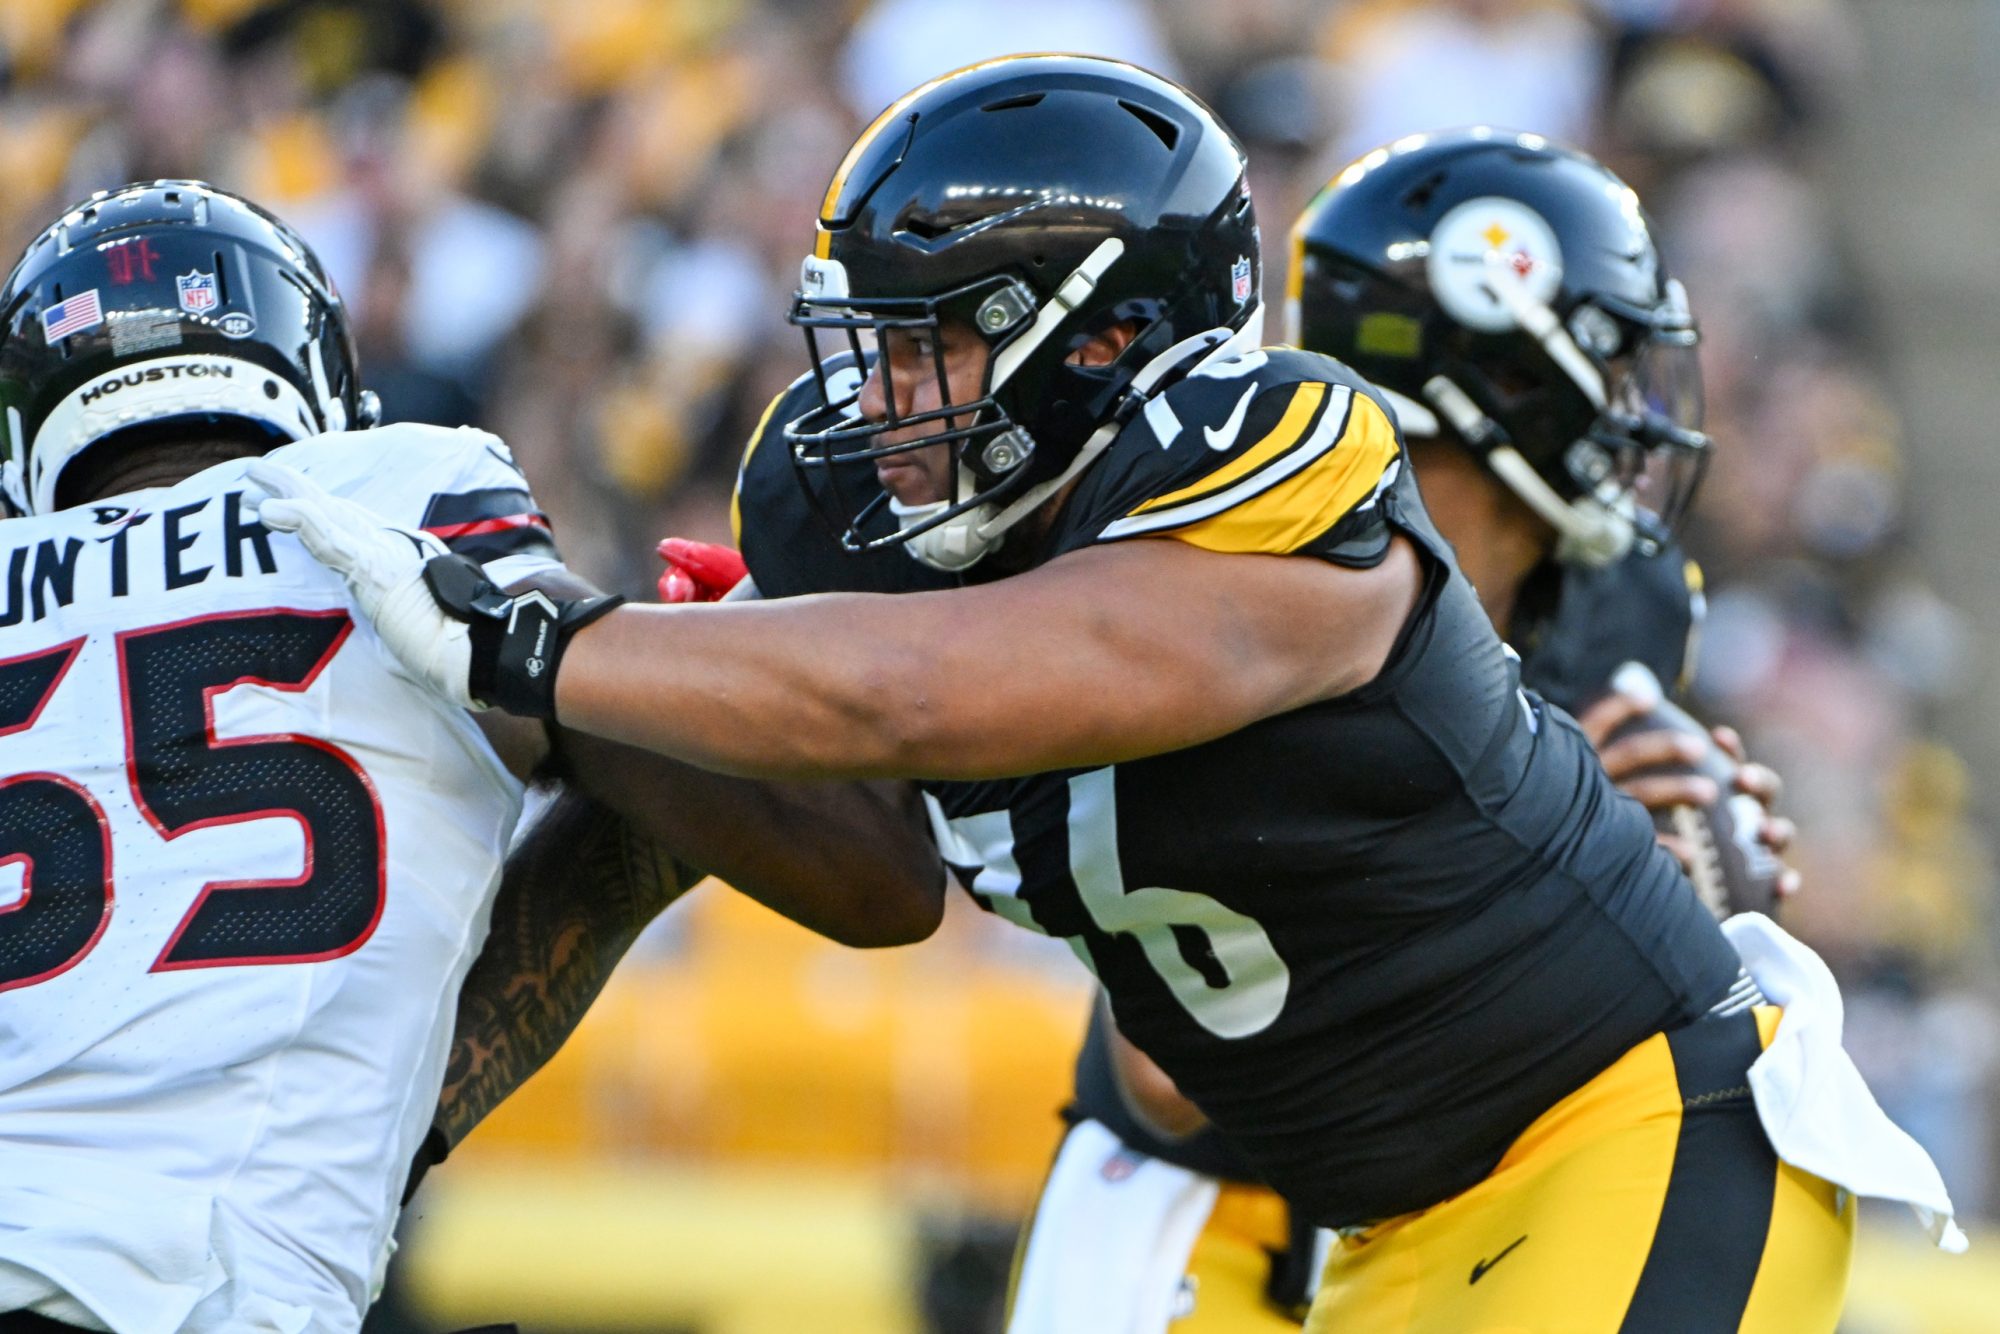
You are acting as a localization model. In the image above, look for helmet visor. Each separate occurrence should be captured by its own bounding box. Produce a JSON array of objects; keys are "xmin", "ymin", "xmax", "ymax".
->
[
  {"xmin": 1575, "ymin": 303, "xmax": 1710, "ymax": 539},
  {"xmin": 1611, "ymin": 330, "xmax": 1709, "ymax": 534}
]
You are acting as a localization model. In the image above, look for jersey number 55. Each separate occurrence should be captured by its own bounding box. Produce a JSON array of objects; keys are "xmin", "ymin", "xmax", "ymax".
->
[{"xmin": 0, "ymin": 608, "xmax": 384, "ymax": 992}]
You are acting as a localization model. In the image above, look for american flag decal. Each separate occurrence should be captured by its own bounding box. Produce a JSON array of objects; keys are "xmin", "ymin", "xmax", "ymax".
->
[{"xmin": 41, "ymin": 289, "xmax": 104, "ymax": 343}]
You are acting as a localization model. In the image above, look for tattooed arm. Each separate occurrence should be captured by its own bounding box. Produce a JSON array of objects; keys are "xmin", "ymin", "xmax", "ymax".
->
[
  {"xmin": 416, "ymin": 573, "xmax": 944, "ymax": 1166},
  {"xmin": 427, "ymin": 743, "xmax": 939, "ymax": 1159},
  {"xmin": 433, "ymin": 788, "xmax": 691, "ymax": 1147}
]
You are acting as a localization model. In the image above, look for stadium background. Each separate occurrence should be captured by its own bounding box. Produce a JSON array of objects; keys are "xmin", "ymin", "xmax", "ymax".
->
[{"xmin": 4, "ymin": 0, "xmax": 1998, "ymax": 1329}]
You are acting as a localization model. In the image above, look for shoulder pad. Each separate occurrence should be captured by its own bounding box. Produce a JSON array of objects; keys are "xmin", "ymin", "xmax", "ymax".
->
[
  {"xmin": 275, "ymin": 425, "xmax": 560, "ymax": 573},
  {"xmin": 1050, "ymin": 348, "xmax": 1403, "ymax": 562}
]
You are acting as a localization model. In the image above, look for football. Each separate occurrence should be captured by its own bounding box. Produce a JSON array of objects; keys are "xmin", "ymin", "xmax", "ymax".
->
[{"xmin": 1605, "ymin": 663, "xmax": 1783, "ymax": 919}]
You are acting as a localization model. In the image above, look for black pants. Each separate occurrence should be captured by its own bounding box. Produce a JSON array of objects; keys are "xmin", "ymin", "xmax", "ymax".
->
[{"xmin": 0, "ymin": 1314, "xmax": 89, "ymax": 1334}]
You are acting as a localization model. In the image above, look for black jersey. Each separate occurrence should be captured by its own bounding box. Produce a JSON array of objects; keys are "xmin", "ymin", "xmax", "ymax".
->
[
  {"xmin": 735, "ymin": 344, "xmax": 1742, "ymax": 1228},
  {"xmin": 1510, "ymin": 540, "xmax": 1703, "ymax": 717},
  {"xmin": 1066, "ymin": 534, "xmax": 1707, "ymax": 1182}
]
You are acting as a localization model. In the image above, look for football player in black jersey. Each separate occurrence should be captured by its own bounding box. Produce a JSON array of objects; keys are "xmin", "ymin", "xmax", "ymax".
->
[
  {"xmin": 1009, "ymin": 132, "xmax": 1807, "ymax": 1333},
  {"xmin": 262, "ymin": 58, "xmax": 1941, "ymax": 1330}
]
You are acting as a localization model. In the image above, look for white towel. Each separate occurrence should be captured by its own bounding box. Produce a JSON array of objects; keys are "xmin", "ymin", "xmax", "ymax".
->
[
  {"xmin": 1723, "ymin": 911, "xmax": 1970, "ymax": 1253},
  {"xmin": 1007, "ymin": 1117, "xmax": 1221, "ymax": 1334}
]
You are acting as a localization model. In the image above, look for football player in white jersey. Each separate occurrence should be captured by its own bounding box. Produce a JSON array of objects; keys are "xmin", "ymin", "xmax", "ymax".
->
[{"xmin": 0, "ymin": 182, "xmax": 941, "ymax": 1334}]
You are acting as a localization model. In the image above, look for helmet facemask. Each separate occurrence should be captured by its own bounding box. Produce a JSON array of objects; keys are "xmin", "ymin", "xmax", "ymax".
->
[
  {"xmin": 785, "ymin": 239, "xmax": 1139, "ymax": 572},
  {"xmin": 1423, "ymin": 270, "xmax": 1712, "ymax": 566}
]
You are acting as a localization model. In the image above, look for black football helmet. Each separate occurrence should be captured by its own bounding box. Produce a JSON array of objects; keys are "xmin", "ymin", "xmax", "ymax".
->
[
  {"xmin": 785, "ymin": 55, "xmax": 1262, "ymax": 570},
  {"xmin": 0, "ymin": 180, "xmax": 378, "ymax": 515},
  {"xmin": 1288, "ymin": 129, "xmax": 1709, "ymax": 565}
]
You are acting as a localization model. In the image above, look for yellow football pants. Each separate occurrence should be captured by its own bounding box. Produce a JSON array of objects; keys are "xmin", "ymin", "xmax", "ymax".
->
[
  {"xmin": 1169, "ymin": 1182, "xmax": 1311, "ymax": 1331},
  {"xmin": 1304, "ymin": 1006, "xmax": 1855, "ymax": 1333}
]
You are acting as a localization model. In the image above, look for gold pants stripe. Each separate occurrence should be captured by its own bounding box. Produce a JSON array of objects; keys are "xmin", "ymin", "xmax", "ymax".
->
[{"xmin": 1303, "ymin": 1007, "xmax": 1856, "ymax": 1333}]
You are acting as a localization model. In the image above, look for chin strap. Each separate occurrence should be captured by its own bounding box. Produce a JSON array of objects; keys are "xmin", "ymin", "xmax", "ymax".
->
[
  {"xmin": 892, "ymin": 486, "xmax": 998, "ymax": 573},
  {"xmin": 1423, "ymin": 374, "xmax": 1633, "ymax": 567}
]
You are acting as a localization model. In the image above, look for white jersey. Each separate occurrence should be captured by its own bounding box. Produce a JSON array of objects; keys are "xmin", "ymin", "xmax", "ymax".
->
[{"xmin": 0, "ymin": 425, "xmax": 562, "ymax": 1333}]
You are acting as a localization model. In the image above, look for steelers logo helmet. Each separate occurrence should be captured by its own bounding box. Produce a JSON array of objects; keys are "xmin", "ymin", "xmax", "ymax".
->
[{"xmin": 1289, "ymin": 130, "xmax": 1709, "ymax": 566}]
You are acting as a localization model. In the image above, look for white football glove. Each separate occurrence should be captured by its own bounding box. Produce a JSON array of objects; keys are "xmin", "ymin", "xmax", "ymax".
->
[{"xmin": 247, "ymin": 459, "xmax": 481, "ymax": 710}]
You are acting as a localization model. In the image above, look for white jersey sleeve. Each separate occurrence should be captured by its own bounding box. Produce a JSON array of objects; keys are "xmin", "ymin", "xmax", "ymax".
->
[{"xmin": 0, "ymin": 425, "xmax": 566, "ymax": 1333}]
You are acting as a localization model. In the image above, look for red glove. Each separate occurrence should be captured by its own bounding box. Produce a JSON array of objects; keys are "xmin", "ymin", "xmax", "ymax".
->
[{"xmin": 656, "ymin": 538, "xmax": 748, "ymax": 603}]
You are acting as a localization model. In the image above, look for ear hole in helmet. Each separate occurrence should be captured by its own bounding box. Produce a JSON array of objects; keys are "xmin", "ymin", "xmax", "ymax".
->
[
  {"xmin": 1400, "ymin": 172, "xmax": 1447, "ymax": 214},
  {"xmin": 1119, "ymin": 100, "xmax": 1180, "ymax": 149}
]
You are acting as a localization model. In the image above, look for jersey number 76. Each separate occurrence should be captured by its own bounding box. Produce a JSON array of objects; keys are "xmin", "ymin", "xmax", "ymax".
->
[{"xmin": 0, "ymin": 609, "xmax": 385, "ymax": 992}]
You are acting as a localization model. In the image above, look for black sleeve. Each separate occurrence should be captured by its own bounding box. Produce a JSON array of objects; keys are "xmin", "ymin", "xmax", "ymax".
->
[{"xmin": 1514, "ymin": 541, "xmax": 1703, "ymax": 715}]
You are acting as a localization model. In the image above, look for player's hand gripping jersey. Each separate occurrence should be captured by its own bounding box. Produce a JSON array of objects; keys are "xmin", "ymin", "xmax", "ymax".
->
[
  {"xmin": 740, "ymin": 343, "xmax": 1745, "ymax": 1229},
  {"xmin": 0, "ymin": 425, "xmax": 559, "ymax": 1333}
]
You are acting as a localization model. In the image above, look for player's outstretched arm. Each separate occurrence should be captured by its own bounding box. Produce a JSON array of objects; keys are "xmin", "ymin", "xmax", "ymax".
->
[
  {"xmin": 429, "ymin": 753, "xmax": 939, "ymax": 1155},
  {"xmin": 550, "ymin": 537, "xmax": 1420, "ymax": 779},
  {"xmin": 548, "ymin": 725, "xmax": 944, "ymax": 948},
  {"xmin": 252, "ymin": 457, "xmax": 1419, "ymax": 779}
]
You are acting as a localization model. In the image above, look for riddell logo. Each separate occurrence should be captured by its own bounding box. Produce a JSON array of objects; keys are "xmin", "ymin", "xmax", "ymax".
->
[{"xmin": 81, "ymin": 362, "xmax": 234, "ymax": 406}]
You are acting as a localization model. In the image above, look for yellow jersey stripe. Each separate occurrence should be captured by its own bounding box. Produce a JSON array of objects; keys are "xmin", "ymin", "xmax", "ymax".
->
[
  {"xmin": 1170, "ymin": 391, "xmax": 1398, "ymax": 554},
  {"xmin": 729, "ymin": 388, "xmax": 790, "ymax": 546},
  {"xmin": 1122, "ymin": 390, "xmax": 1401, "ymax": 555},
  {"xmin": 1098, "ymin": 385, "xmax": 1355, "ymax": 541},
  {"xmin": 1128, "ymin": 381, "xmax": 1329, "ymax": 516}
]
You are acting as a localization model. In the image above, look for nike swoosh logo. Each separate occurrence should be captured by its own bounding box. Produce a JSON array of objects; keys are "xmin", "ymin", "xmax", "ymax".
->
[
  {"xmin": 1469, "ymin": 1235, "xmax": 1527, "ymax": 1285},
  {"xmin": 1202, "ymin": 385, "xmax": 1258, "ymax": 452}
]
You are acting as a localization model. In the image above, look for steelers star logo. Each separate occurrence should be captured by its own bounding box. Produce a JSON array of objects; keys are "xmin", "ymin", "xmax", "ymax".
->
[{"xmin": 1426, "ymin": 197, "xmax": 1565, "ymax": 333}]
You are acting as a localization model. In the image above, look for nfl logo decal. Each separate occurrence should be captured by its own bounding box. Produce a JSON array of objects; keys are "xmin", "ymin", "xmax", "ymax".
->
[
  {"xmin": 176, "ymin": 270, "xmax": 219, "ymax": 315},
  {"xmin": 1231, "ymin": 255, "xmax": 1252, "ymax": 303},
  {"xmin": 1099, "ymin": 1148, "xmax": 1144, "ymax": 1183}
]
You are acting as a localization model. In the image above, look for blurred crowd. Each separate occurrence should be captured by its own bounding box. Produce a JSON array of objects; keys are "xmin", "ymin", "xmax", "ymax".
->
[{"xmin": 3, "ymin": 0, "xmax": 1993, "ymax": 1223}]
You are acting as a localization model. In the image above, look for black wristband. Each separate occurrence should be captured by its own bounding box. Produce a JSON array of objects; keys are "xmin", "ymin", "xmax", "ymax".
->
[{"xmin": 422, "ymin": 554, "xmax": 624, "ymax": 718}]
